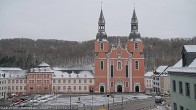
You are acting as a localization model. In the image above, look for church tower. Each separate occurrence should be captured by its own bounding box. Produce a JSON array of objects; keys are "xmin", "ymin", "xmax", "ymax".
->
[
  {"xmin": 127, "ymin": 9, "xmax": 145, "ymax": 92},
  {"xmin": 94, "ymin": 9, "xmax": 109, "ymax": 93}
]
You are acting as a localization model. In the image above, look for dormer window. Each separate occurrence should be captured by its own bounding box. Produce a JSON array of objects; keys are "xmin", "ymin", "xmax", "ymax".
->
[
  {"xmin": 117, "ymin": 51, "xmax": 122, "ymax": 56},
  {"xmin": 85, "ymin": 74, "xmax": 87, "ymax": 77},
  {"xmin": 69, "ymin": 74, "xmax": 71, "ymax": 77},
  {"xmin": 134, "ymin": 42, "xmax": 138, "ymax": 50},
  {"xmin": 77, "ymin": 74, "xmax": 79, "ymax": 77},
  {"xmin": 100, "ymin": 43, "xmax": 104, "ymax": 50}
]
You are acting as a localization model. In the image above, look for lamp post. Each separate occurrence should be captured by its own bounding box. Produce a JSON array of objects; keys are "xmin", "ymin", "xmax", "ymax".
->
[
  {"xmin": 68, "ymin": 86, "xmax": 71, "ymax": 110},
  {"xmin": 113, "ymin": 88, "xmax": 114, "ymax": 106},
  {"xmin": 91, "ymin": 96, "xmax": 93, "ymax": 110},
  {"xmin": 122, "ymin": 95, "xmax": 123, "ymax": 110}
]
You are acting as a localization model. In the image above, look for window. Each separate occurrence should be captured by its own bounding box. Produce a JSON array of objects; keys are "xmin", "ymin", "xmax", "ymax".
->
[
  {"xmin": 179, "ymin": 81, "xmax": 183, "ymax": 94},
  {"xmin": 126, "ymin": 82, "xmax": 129, "ymax": 87},
  {"xmin": 53, "ymin": 86, "xmax": 55, "ymax": 90},
  {"xmin": 100, "ymin": 43, "xmax": 104, "ymax": 50},
  {"xmin": 63, "ymin": 79, "xmax": 66, "ymax": 83},
  {"xmin": 84, "ymin": 79, "xmax": 86, "ymax": 83},
  {"xmin": 63, "ymin": 86, "xmax": 66, "ymax": 90},
  {"xmin": 135, "ymin": 61, "xmax": 139, "ymax": 70},
  {"xmin": 180, "ymin": 106, "xmax": 184, "ymax": 110},
  {"xmin": 79, "ymin": 79, "xmax": 81, "ymax": 83},
  {"xmin": 24, "ymin": 86, "xmax": 26, "ymax": 90},
  {"xmin": 12, "ymin": 86, "xmax": 14, "ymax": 90},
  {"xmin": 90, "ymin": 79, "xmax": 92, "ymax": 83},
  {"xmin": 16, "ymin": 86, "xmax": 18, "ymax": 90},
  {"xmin": 194, "ymin": 84, "xmax": 196, "ymax": 99},
  {"xmin": 134, "ymin": 42, "xmax": 138, "ymax": 50},
  {"xmin": 74, "ymin": 86, "xmax": 76, "ymax": 90},
  {"xmin": 111, "ymin": 64, "xmax": 114, "ymax": 77},
  {"xmin": 16, "ymin": 80, "xmax": 19, "ymax": 83},
  {"xmin": 12, "ymin": 80, "xmax": 14, "ymax": 83},
  {"xmin": 20, "ymin": 86, "xmax": 22, "ymax": 90},
  {"xmin": 68, "ymin": 80, "xmax": 71, "ymax": 83},
  {"xmin": 173, "ymin": 80, "xmax": 176, "ymax": 92},
  {"xmin": 185, "ymin": 82, "xmax": 190, "ymax": 97},
  {"xmin": 84, "ymin": 86, "xmax": 87, "ymax": 90},
  {"xmin": 74, "ymin": 80, "xmax": 76, "ymax": 83},
  {"xmin": 173, "ymin": 102, "xmax": 177, "ymax": 110},
  {"xmin": 58, "ymin": 79, "xmax": 61, "ymax": 83},
  {"xmin": 58, "ymin": 86, "xmax": 60, "ymax": 90},
  {"xmin": 8, "ymin": 80, "xmax": 10, "ymax": 83},
  {"xmin": 125, "ymin": 65, "xmax": 128, "ymax": 77},
  {"xmin": 24, "ymin": 80, "xmax": 26, "ymax": 83},
  {"xmin": 100, "ymin": 61, "xmax": 104, "ymax": 70},
  {"xmin": 117, "ymin": 61, "xmax": 122, "ymax": 71},
  {"xmin": 79, "ymin": 86, "xmax": 81, "ymax": 90},
  {"xmin": 111, "ymin": 82, "xmax": 113, "ymax": 87},
  {"xmin": 53, "ymin": 79, "xmax": 56, "ymax": 83}
]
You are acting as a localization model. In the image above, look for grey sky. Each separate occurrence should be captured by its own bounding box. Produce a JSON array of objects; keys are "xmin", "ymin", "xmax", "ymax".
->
[{"xmin": 0, "ymin": 0, "xmax": 195, "ymax": 41}]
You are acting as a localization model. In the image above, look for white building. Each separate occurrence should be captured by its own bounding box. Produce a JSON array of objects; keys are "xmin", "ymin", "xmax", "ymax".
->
[
  {"xmin": 0, "ymin": 67, "xmax": 27, "ymax": 98},
  {"xmin": 0, "ymin": 70, "xmax": 6, "ymax": 99},
  {"xmin": 144, "ymin": 72, "xmax": 153, "ymax": 94},
  {"xmin": 153, "ymin": 66, "xmax": 170, "ymax": 94},
  {"xmin": 52, "ymin": 70, "xmax": 94, "ymax": 93}
]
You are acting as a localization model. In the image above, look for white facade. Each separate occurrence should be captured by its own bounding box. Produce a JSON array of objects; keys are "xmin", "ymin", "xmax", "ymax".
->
[
  {"xmin": 0, "ymin": 67, "xmax": 27, "ymax": 99},
  {"xmin": 144, "ymin": 72, "xmax": 153, "ymax": 89},
  {"xmin": 0, "ymin": 70, "xmax": 7, "ymax": 99},
  {"xmin": 52, "ymin": 70, "xmax": 94, "ymax": 93}
]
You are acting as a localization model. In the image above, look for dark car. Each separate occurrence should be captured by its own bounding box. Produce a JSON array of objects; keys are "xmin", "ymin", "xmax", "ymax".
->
[{"xmin": 155, "ymin": 96, "xmax": 165, "ymax": 103}]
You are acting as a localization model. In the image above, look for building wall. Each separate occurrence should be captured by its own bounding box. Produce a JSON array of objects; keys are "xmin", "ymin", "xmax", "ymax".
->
[
  {"xmin": 162, "ymin": 76, "xmax": 170, "ymax": 94},
  {"xmin": 6, "ymin": 78, "xmax": 26, "ymax": 95},
  {"xmin": 170, "ymin": 74, "xmax": 196, "ymax": 110},
  {"xmin": 52, "ymin": 78, "xmax": 94, "ymax": 93},
  {"xmin": 26, "ymin": 72, "xmax": 53, "ymax": 94},
  {"xmin": 0, "ymin": 76, "xmax": 7, "ymax": 99}
]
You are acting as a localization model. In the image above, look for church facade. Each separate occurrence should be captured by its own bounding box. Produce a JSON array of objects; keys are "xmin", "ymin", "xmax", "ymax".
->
[{"xmin": 94, "ymin": 9, "xmax": 145, "ymax": 93}]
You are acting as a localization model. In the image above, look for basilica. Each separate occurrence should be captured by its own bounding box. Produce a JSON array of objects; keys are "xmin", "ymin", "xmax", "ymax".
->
[{"xmin": 94, "ymin": 8, "xmax": 145, "ymax": 93}]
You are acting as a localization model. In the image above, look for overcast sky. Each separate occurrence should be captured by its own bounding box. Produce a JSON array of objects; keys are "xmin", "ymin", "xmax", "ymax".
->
[{"xmin": 0, "ymin": 0, "xmax": 195, "ymax": 41}]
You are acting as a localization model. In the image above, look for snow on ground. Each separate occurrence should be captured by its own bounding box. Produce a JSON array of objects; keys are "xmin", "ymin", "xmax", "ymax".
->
[
  {"xmin": 41, "ymin": 94, "xmax": 152, "ymax": 107},
  {"xmin": 150, "ymin": 106, "xmax": 171, "ymax": 110}
]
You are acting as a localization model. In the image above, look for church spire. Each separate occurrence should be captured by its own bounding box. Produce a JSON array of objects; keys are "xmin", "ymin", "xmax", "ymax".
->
[
  {"xmin": 96, "ymin": 9, "xmax": 107, "ymax": 41},
  {"xmin": 129, "ymin": 9, "xmax": 141, "ymax": 41}
]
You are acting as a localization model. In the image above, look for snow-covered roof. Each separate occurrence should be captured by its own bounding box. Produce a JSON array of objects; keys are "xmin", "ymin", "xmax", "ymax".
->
[
  {"xmin": 38, "ymin": 62, "xmax": 50, "ymax": 67},
  {"xmin": 173, "ymin": 59, "xmax": 182, "ymax": 67},
  {"xmin": 53, "ymin": 70, "xmax": 94, "ymax": 78},
  {"xmin": 189, "ymin": 58, "xmax": 196, "ymax": 67},
  {"xmin": 184, "ymin": 45, "xmax": 196, "ymax": 52},
  {"xmin": 4, "ymin": 70, "xmax": 27, "ymax": 78},
  {"xmin": 144, "ymin": 72, "xmax": 153, "ymax": 77},
  {"xmin": 0, "ymin": 67, "xmax": 22, "ymax": 71},
  {"xmin": 168, "ymin": 67, "xmax": 196, "ymax": 73},
  {"xmin": 155, "ymin": 66, "xmax": 169, "ymax": 73},
  {"xmin": 29, "ymin": 67, "xmax": 53, "ymax": 73}
]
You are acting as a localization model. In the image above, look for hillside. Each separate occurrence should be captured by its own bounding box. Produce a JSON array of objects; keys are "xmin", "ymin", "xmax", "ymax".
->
[{"xmin": 0, "ymin": 36, "xmax": 196, "ymax": 71}]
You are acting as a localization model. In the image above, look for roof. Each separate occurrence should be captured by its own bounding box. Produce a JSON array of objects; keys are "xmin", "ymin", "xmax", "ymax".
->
[
  {"xmin": 144, "ymin": 72, "xmax": 153, "ymax": 77},
  {"xmin": 173, "ymin": 59, "xmax": 182, "ymax": 67},
  {"xmin": 4, "ymin": 70, "xmax": 27, "ymax": 78},
  {"xmin": 29, "ymin": 67, "xmax": 53, "ymax": 73},
  {"xmin": 53, "ymin": 70, "xmax": 94, "ymax": 78},
  {"xmin": 184, "ymin": 45, "xmax": 196, "ymax": 52},
  {"xmin": 155, "ymin": 66, "xmax": 168, "ymax": 73},
  {"xmin": 189, "ymin": 58, "xmax": 196, "ymax": 67},
  {"xmin": 168, "ymin": 67, "xmax": 196, "ymax": 73},
  {"xmin": 0, "ymin": 67, "xmax": 22, "ymax": 71},
  {"xmin": 38, "ymin": 62, "xmax": 50, "ymax": 67}
]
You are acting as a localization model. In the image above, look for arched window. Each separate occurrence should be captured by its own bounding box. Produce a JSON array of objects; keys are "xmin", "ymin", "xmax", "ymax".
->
[
  {"xmin": 117, "ymin": 61, "xmax": 122, "ymax": 71},
  {"xmin": 100, "ymin": 43, "xmax": 104, "ymax": 50},
  {"xmin": 135, "ymin": 60, "xmax": 139, "ymax": 70},
  {"xmin": 134, "ymin": 42, "xmax": 138, "ymax": 50},
  {"xmin": 100, "ymin": 61, "xmax": 104, "ymax": 70}
]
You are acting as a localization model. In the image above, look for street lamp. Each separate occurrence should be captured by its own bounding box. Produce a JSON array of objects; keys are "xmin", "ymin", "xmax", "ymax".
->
[
  {"xmin": 68, "ymin": 86, "xmax": 71, "ymax": 110},
  {"xmin": 91, "ymin": 96, "xmax": 93, "ymax": 110},
  {"xmin": 113, "ymin": 88, "xmax": 114, "ymax": 106}
]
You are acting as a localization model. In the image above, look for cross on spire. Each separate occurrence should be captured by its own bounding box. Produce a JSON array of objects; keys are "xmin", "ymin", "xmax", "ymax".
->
[{"xmin": 100, "ymin": 0, "xmax": 103, "ymax": 9}]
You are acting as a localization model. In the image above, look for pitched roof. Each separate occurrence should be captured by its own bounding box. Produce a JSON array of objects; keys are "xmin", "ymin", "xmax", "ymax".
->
[
  {"xmin": 184, "ymin": 45, "xmax": 196, "ymax": 52},
  {"xmin": 38, "ymin": 62, "xmax": 50, "ymax": 67},
  {"xmin": 188, "ymin": 58, "xmax": 196, "ymax": 67},
  {"xmin": 0, "ymin": 67, "xmax": 22, "ymax": 71},
  {"xmin": 145, "ymin": 72, "xmax": 153, "ymax": 77},
  {"xmin": 173, "ymin": 59, "xmax": 182, "ymax": 67}
]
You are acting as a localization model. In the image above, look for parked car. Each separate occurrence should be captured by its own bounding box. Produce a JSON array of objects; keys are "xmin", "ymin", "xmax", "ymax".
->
[
  {"xmin": 155, "ymin": 96, "xmax": 165, "ymax": 103},
  {"xmin": 12, "ymin": 99, "xmax": 23, "ymax": 103}
]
